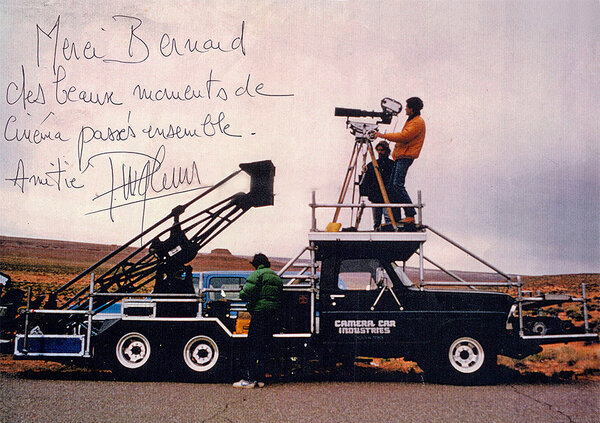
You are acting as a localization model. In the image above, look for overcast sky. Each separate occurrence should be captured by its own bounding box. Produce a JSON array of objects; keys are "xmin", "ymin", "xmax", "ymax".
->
[{"xmin": 1, "ymin": 0, "xmax": 598, "ymax": 276}]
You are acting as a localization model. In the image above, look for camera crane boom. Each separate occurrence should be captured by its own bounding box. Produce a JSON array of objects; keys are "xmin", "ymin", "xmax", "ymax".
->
[{"xmin": 46, "ymin": 161, "xmax": 275, "ymax": 317}]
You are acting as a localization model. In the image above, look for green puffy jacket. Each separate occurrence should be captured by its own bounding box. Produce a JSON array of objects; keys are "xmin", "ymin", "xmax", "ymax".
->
[{"xmin": 239, "ymin": 265, "xmax": 283, "ymax": 313}]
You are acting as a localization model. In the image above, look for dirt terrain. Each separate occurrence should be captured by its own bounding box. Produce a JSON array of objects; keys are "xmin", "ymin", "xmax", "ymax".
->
[{"xmin": 1, "ymin": 235, "xmax": 598, "ymax": 380}]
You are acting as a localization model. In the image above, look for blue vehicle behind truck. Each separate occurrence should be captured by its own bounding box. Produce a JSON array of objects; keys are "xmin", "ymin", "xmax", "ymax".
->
[{"xmin": 90, "ymin": 271, "xmax": 251, "ymax": 320}]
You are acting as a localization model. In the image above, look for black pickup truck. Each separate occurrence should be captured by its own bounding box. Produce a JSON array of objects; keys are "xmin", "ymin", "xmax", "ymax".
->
[{"xmin": 300, "ymin": 233, "xmax": 541, "ymax": 384}]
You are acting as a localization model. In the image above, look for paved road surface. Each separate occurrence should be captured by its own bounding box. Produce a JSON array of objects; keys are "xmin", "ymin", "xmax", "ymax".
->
[{"xmin": 1, "ymin": 372, "xmax": 598, "ymax": 423}]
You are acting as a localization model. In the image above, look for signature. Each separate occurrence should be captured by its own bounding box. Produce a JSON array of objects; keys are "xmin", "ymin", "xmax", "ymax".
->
[{"xmin": 86, "ymin": 145, "xmax": 209, "ymax": 230}]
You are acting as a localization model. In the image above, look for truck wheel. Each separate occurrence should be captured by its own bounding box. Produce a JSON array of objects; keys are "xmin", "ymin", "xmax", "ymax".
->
[
  {"xmin": 110, "ymin": 331, "xmax": 155, "ymax": 379},
  {"xmin": 447, "ymin": 336, "xmax": 486, "ymax": 374},
  {"xmin": 183, "ymin": 335, "xmax": 220, "ymax": 372},
  {"xmin": 180, "ymin": 334, "xmax": 230, "ymax": 381},
  {"xmin": 422, "ymin": 334, "xmax": 497, "ymax": 385},
  {"xmin": 531, "ymin": 321, "xmax": 548, "ymax": 335},
  {"xmin": 446, "ymin": 334, "xmax": 497, "ymax": 384}
]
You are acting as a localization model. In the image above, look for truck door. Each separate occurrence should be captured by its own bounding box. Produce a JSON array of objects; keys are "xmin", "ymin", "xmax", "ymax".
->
[{"xmin": 319, "ymin": 257, "xmax": 406, "ymax": 355}]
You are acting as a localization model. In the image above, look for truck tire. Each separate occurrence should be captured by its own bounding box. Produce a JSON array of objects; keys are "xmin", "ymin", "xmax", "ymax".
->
[
  {"xmin": 179, "ymin": 332, "xmax": 231, "ymax": 381},
  {"xmin": 531, "ymin": 321, "xmax": 548, "ymax": 335},
  {"xmin": 421, "ymin": 333, "xmax": 498, "ymax": 385},
  {"xmin": 109, "ymin": 331, "xmax": 157, "ymax": 380}
]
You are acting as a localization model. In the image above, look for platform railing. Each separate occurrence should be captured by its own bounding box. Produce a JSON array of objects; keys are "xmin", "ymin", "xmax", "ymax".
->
[
  {"xmin": 309, "ymin": 190, "xmax": 425, "ymax": 231},
  {"xmin": 19, "ymin": 275, "xmax": 208, "ymax": 357}
]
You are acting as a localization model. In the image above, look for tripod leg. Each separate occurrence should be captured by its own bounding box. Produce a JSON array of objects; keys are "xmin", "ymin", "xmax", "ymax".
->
[
  {"xmin": 332, "ymin": 142, "xmax": 361, "ymax": 223},
  {"xmin": 366, "ymin": 142, "xmax": 397, "ymax": 229},
  {"xmin": 351, "ymin": 149, "xmax": 368, "ymax": 227},
  {"xmin": 354, "ymin": 202, "xmax": 365, "ymax": 228}
]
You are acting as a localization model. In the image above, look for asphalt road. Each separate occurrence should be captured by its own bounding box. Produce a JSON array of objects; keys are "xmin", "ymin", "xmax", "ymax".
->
[{"xmin": 1, "ymin": 371, "xmax": 598, "ymax": 423}]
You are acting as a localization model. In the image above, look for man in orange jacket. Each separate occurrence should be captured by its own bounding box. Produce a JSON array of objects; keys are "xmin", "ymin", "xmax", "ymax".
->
[{"xmin": 373, "ymin": 97, "xmax": 425, "ymax": 224}]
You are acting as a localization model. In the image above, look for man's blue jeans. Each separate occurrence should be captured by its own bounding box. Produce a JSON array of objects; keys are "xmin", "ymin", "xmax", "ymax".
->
[{"xmin": 389, "ymin": 158, "xmax": 415, "ymax": 221}]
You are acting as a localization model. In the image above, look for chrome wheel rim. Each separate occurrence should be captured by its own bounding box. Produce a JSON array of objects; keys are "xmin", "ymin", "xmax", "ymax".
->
[
  {"xmin": 116, "ymin": 332, "xmax": 151, "ymax": 369},
  {"xmin": 448, "ymin": 336, "xmax": 485, "ymax": 374},
  {"xmin": 183, "ymin": 335, "xmax": 219, "ymax": 372}
]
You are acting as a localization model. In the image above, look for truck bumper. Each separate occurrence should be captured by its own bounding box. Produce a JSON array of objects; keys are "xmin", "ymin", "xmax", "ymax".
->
[{"xmin": 499, "ymin": 332, "xmax": 599, "ymax": 359}]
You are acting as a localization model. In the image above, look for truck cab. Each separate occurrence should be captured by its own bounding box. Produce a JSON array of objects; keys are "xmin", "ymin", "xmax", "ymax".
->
[{"xmin": 307, "ymin": 233, "xmax": 517, "ymax": 383}]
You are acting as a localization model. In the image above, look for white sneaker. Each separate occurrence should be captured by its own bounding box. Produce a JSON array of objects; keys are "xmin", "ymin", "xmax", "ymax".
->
[
  {"xmin": 233, "ymin": 379, "xmax": 256, "ymax": 389},
  {"xmin": 256, "ymin": 381, "xmax": 265, "ymax": 388}
]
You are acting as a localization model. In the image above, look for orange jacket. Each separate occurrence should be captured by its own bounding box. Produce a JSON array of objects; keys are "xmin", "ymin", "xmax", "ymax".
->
[{"xmin": 382, "ymin": 115, "xmax": 426, "ymax": 160}]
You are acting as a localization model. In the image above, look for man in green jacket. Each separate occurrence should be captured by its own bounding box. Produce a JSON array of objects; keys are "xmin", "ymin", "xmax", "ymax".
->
[{"xmin": 233, "ymin": 253, "xmax": 283, "ymax": 388}]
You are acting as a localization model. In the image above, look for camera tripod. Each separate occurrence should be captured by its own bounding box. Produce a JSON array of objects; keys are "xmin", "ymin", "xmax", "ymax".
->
[{"xmin": 330, "ymin": 121, "xmax": 398, "ymax": 230}]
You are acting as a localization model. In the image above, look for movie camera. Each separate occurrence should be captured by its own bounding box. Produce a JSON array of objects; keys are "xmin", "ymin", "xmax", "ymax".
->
[{"xmin": 335, "ymin": 97, "xmax": 403, "ymax": 138}]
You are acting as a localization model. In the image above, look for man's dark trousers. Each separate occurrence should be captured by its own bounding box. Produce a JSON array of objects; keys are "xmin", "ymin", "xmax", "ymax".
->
[{"xmin": 245, "ymin": 311, "xmax": 280, "ymax": 382}]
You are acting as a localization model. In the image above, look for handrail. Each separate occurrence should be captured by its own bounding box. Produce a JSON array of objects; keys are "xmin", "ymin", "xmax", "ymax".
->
[
  {"xmin": 277, "ymin": 246, "xmax": 309, "ymax": 275},
  {"xmin": 426, "ymin": 226, "xmax": 513, "ymax": 281},
  {"xmin": 309, "ymin": 190, "xmax": 425, "ymax": 230},
  {"xmin": 421, "ymin": 254, "xmax": 476, "ymax": 290},
  {"xmin": 92, "ymin": 292, "xmax": 201, "ymax": 297},
  {"xmin": 421, "ymin": 281, "xmax": 521, "ymax": 287},
  {"xmin": 310, "ymin": 202, "xmax": 422, "ymax": 208}
]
